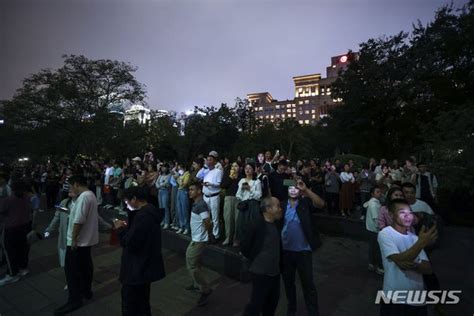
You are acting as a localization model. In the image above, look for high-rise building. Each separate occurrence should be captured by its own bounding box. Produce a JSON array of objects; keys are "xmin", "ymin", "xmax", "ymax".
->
[{"xmin": 247, "ymin": 53, "xmax": 357, "ymax": 126}]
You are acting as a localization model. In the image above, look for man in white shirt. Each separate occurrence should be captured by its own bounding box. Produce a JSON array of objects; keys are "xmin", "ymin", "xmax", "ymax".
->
[
  {"xmin": 378, "ymin": 198, "xmax": 437, "ymax": 316},
  {"xmin": 402, "ymin": 182, "xmax": 434, "ymax": 215},
  {"xmin": 203, "ymin": 151, "xmax": 223, "ymax": 240},
  {"xmin": 186, "ymin": 182, "xmax": 213, "ymax": 306},
  {"xmin": 55, "ymin": 175, "xmax": 99, "ymax": 315},
  {"xmin": 103, "ymin": 161, "xmax": 115, "ymax": 207}
]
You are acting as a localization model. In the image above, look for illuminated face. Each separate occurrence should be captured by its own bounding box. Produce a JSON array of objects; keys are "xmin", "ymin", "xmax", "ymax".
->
[
  {"xmin": 392, "ymin": 204, "xmax": 415, "ymax": 228},
  {"xmin": 288, "ymin": 186, "xmax": 300, "ymax": 199},
  {"xmin": 258, "ymin": 153, "xmax": 264, "ymax": 163},
  {"xmin": 267, "ymin": 198, "xmax": 283, "ymax": 220},
  {"xmin": 207, "ymin": 157, "xmax": 216, "ymax": 168},
  {"xmin": 188, "ymin": 185, "xmax": 200, "ymax": 200}
]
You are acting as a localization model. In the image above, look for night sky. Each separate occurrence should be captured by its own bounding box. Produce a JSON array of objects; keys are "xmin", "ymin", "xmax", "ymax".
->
[{"xmin": 1, "ymin": 0, "xmax": 469, "ymax": 112}]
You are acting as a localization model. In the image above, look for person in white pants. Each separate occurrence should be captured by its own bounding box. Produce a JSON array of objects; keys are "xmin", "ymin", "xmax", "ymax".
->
[{"xmin": 203, "ymin": 151, "xmax": 223, "ymax": 240}]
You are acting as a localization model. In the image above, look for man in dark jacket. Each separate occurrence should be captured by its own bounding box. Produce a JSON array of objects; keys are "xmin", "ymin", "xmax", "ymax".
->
[
  {"xmin": 114, "ymin": 186, "xmax": 165, "ymax": 316},
  {"xmin": 279, "ymin": 178, "xmax": 325, "ymax": 316},
  {"xmin": 241, "ymin": 196, "xmax": 282, "ymax": 316}
]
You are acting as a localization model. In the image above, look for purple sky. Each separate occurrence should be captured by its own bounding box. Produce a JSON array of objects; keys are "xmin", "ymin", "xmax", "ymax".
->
[{"xmin": 1, "ymin": 0, "xmax": 468, "ymax": 112}]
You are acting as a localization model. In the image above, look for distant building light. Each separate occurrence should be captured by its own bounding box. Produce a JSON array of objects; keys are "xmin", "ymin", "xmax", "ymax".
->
[
  {"xmin": 0, "ymin": 119, "xmax": 4, "ymax": 124},
  {"xmin": 340, "ymin": 55, "xmax": 348, "ymax": 63}
]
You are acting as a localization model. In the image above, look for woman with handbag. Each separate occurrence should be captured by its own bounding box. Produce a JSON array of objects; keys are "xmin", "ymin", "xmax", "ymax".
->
[{"xmin": 235, "ymin": 163, "xmax": 262, "ymax": 247}]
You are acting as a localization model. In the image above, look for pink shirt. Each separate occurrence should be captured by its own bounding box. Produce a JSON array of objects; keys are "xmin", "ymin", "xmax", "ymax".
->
[{"xmin": 377, "ymin": 206, "xmax": 392, "ymax": 230}]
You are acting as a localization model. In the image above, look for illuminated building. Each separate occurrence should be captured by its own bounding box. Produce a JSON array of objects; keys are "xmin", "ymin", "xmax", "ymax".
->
[{"xmin": 248, "ymin": 53, "xmax": 357, "ymax": 126}]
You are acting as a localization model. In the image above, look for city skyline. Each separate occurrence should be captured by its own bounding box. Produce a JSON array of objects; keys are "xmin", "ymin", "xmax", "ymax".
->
[{"xmin": 1, "ymin": 0, "xmax": 469, "ymax": 112}]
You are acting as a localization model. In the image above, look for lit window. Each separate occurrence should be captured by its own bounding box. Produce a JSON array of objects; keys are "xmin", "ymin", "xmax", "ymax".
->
[
  {"xmin": 266, "ymin": 115, "xmax": 269, "ymax": 119},
  {"xmin": 327, "ymin": 91, "xmax": 331, "ymax": 95},
  {"xmin": 293, "ymin": 114, "xmax": 296, "ymax": 117},
  {"xmin": 299, "ymin": 120, "xmax": 303, "ymax": 124},
  {"xmin": 305, "ymin": 120, "xmax": 309, "ymax": 124},
  {"xmin": 292, "ymin": 104, "xmax": 296, "ymax": 108},
  {"xmin": 282, "ymin": 114, "xmax": 286, "ymax": 118},
  {"xmin": 276, "ymin": 105, "xmax": 280, "ymax": 109},
  {"xmin": 287, "ymin": 104, "xmax": 291, "ymax": 108},
  {"xmin": 276, "ymin": 114, "xmax": 280, "ymax": 118},
  {"xmin": 259, "ymin": 107, "xmax": 263, "ymax": 111},
  {"xmin": 287, "ymin": 109, "xmax": 291, "ymax": 113},
  {"xmin": 270, "ymin": 115, "xmax": 274, "ymax": 119},
  {"xmin": 298, "ymin": 101, "xmax": 303, "ymax": 105},
  {"xmin": 311, "ymin": 110, "xmax": 316, "ymax": 113},
  {"xmin": 292, "ymin": 109, "xmax": 296, "ymax": 113},
  {"xmin": 312, "ymin": 115, "xmax": 316, "ymax": 119},
  {"xmin": 304, "ymin": 100, "xmax": 309, "ymax": 104},
  {"xmin": 298, "ymin": 88, "xmax": 303, "ymax": 92},
  {"xmin": 305, "ymin": 110, "xmax": 309, "ymax": 114}
]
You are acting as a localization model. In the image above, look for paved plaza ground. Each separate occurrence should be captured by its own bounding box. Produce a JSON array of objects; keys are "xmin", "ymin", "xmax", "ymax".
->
[{"xmin": 0, "ymin": 210, "xmax": 472, "ymax": 316}]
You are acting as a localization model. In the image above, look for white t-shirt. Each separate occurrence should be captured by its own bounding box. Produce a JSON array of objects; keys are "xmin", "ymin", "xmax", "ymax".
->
[
  {"xmin": 190, "ymin": 199, "xmax": 210, "ymax": 242},
  {"xmin": 67, "ymin": 190, "xmax": 99, "ymax": 247},
  {"xmin": 104, "ymin": 167, "xmax": 115, "ymax": 185},
  {"xmin": 378, "ymin": 226, "xmax": 429, "ymax": 305},
  {"xmin": 364, "ymin": 197, "xmax": 381, "ymax": 233},
  {"xmin": 236, "ymin": 178, "xmax": 262, "ymax": 201},
  {"xmin": 410, "ymin": 200, "xmax": 434, "ymax": 215}
]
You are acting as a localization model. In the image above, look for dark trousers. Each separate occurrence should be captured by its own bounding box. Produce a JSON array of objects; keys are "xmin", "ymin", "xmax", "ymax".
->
[
  {"xmin": 243, "ymin": 273, "xmax": 280, "ymax": 316},
  {"xmin": 121, "ymin": 283, "xmax": 151, "ymax": 316},
  {"xmin": 325, "ymin": 192, "xmax": 339, "ymax": 214},
  {"xmin": 367, "ymin": 231, "xmax": 382, "ymax": 268},
  {"xmin": 46, "ymin": 187, "xmax": 58, "ymax": 209},
  {"xmin": 282, "ymin": 250, "xmax": 319, "ymax": 316},
  {"xmin": 65, "ymin": 246, "xmax": 93, "ymax": 303},
  {"xmin": 380, "ymin": 303, "xmax": 427, "ymax": 316},
  {"xmin": 4, "ymin": 224, "xmax": 30, "ymax": 276}
]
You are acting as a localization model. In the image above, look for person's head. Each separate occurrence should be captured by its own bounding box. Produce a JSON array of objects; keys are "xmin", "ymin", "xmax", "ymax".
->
[
  {"xmin": 335, "ymin": 159, "xmax": 341, "ymax": 165},
  {"xmin": 392, "ymin": 159, "xmax": 399, "ymax": 168},
  {"xmin": 265, "ymin": 151, "xmax": 272, "ymax": 161},
  {"xmin": 348, "ymin": 159, "xmax": 354, "ymax": 166},
  {"xmin": 160, "ymin": 164, "xmax": 169, "ymax": 174},
  {"xmin": 147, "ymin": 164, "xmax": 156, "ymax": 172},
  {"xmin": 188, "ymin": 182, "xmax": 203, "ymax": 200},
  {"xmin": 391, "ymin": 181, "xmax": 402, "ymax": 189},
  {"xmin": 417, "ymin": 162, "xmax": 427, "ymax": 173},
  {"xmin": 381, "ymin": 164, "xmax": 390, "ymax": 174},
  {"xmin": 68, "ymin": 175, "xmax": 88, "ymax": 195},
  {"xmin": 380, "ymin": 158, "xmax": 387, "ymax": 165},
  {"xmin": 301, "ymin": 162, "xmax": 311, "ymax": 175},
  {"xmin": 401, "ymin": 182, "xmax": 417, "ymax": 204},
  {"xmin": 296, "ymin": 160, "xmax": 304, "ymax": 169},
  {"xmin": 244, "ymin": 163, "xmax": 256, "ymax": 179},
  {"xmin": 123, "ymin": 186, "xmax": 148, "ymax": 210},
  {"xmin": 192, "ymin": 158, "xmax": 204, "ymax": 171},
  {"xmin": 277, "ymin": 159, "xmax": 288, "ymax": 173},
  {"xmin": 343, "ymin": 163, "xmax": 350, "ymax": 172},
  {"xmin": 370, "ymin": 186, "xmax": 382, "ymax": 200},
  {"xmin": 405, "ymin": 157, "xmax": 415, "ymax": 167},
  {"xmin": 388, "ymin": 199, "xmax": 414, "ymax": 229},
  {"xmin": 257, "ymin": 153, "xmax": 264, "ymax": 164},
  {"xmin": 260, "ymin": 197, "xmax": 282, "ymax": 222},
  {"xmin": 207, "ymin": 151, "xmax": 218, "ymax": 169},
  {"xmin": 288, "ymin": 185, "xmax": 300, "ymax": 200},
  {"xmin": 386, "ymin": 187, "xmax": 404, "ymax": 202}
]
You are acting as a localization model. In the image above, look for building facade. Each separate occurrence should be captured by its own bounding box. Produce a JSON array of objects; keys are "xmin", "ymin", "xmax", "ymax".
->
[{"xmin": 247, "ymin": 53, "xmax": 357, "ymax": 126}]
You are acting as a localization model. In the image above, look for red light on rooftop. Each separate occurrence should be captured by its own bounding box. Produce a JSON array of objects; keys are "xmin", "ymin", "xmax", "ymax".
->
[{"xmin": 339, "ymin": 55, "xmax": 348, "ymax": 63}]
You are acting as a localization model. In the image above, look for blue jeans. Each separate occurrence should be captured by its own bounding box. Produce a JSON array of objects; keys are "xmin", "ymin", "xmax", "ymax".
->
[
  {"xmin": 177, "ymin": 189, "xmax": 190, "ymax": 230},
  {"xmin": 158, "ymin": 189, "xmax": 170, "ymax": 225}
]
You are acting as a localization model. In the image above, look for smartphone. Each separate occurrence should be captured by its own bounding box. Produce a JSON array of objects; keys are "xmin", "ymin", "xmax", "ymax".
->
[{"xmin": 283, "ymin": 179, "xmax": 296, "ymax": 187}]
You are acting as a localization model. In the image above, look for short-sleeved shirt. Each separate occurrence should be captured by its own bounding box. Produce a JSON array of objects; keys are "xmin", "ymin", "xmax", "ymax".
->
[
  {"xmin": 67, "ymin": 190, "xmax": 99, "ymax": 247},
  {"xmin": 190, "ymin": 198, "xmax": 210, "ymax": 242},
  {"xmin": 378, "ymin": 226, "xmax": 429, "ymax": 305}
]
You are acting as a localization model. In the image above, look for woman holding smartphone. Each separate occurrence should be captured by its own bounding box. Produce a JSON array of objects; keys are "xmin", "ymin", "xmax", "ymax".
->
[{"xmin": 235, "ymin": 163, "xmax": 262, "ymax": 246}]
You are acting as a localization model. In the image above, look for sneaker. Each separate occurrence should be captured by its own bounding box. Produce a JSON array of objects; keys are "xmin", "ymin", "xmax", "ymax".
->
[
  {"xmin": 0, "ymin": 274, "xmax": 21, "ymax": 286},
  {"xmin": 197, "ymin": 289, "xmax": 212, "ymax": 307},
  {"xmin": 18, "ymin": 269, "xmax": 29, "ymax": 277},
  {"xmin": 163, "ymin": 224, "xmax": 169, "ymax": 230},
  {"xmin": 375, "ymin": 267, "xmax": 385, "ymax": 275},
  {"xmin": 54, "ymin": 301, "xmax": 83, "ymax": 315},
  {"xmin": 368, "ymin": 264, "xmax": 376, "ymax": 272},
  {"xmin": 176, "ymin": 229, "xmax": 183, "ymax": 234},
  {"xmin": 64, "ymin": 284, "xmax": 68, "ymax": 291},
  {"xmin": 183, "ymin": 229, "xmax": 189, "ymax": 235}
]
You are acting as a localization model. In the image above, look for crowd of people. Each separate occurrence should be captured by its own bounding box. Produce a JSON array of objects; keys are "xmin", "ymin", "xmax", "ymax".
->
[{"xmin": 0, "ymin": 150, "xmax": 443, "ymax": 316}]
